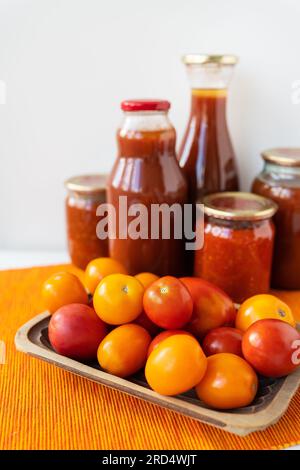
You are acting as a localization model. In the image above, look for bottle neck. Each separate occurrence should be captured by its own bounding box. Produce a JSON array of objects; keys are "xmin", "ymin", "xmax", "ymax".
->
[
  {"xmin": 264, "ymin": 162, "xmax": 300, "ymax": 177},
  {"xmin": 117, "ymin": 112, "xmax": 176, "ymax": 158},
  {"xmin": 190, "ymin": 88, "xmax": 227, "ymax": 117}
]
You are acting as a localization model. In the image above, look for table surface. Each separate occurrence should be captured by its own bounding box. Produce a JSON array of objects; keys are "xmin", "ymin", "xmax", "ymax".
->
[{"xmin": 1, "ymin": 248, "xmax": 299, "ymax": 450}]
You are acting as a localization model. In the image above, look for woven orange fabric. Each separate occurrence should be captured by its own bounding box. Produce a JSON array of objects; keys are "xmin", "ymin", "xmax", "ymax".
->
[{"xmin": 0, "ymin": 265, "xmax": 300, "ymax": 450}]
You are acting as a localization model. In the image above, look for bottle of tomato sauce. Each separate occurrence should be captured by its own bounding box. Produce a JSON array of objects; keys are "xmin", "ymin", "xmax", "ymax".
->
[{"xmin": 107, "ymin": 99, "xmax": 188, "ymax": 276}]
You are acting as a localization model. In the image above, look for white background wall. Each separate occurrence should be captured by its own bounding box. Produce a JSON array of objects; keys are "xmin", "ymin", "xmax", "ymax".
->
[{"xmin": 0, "ymin": 0, "xmax": 300, "ymax": 251}]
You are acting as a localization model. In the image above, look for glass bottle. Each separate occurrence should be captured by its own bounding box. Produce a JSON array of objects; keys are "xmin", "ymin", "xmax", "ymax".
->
[
  {"xmin": 107, "ymin": 99, "xmax": 188, "ymax": 276},
  {"xmin": 179, "ymin": 54, "xmax": 240, "ymax": 202}
]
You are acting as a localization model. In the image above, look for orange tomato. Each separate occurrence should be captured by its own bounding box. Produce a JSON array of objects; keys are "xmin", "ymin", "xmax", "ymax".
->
[
  {"xmin": 93, "ymin": 274, "xmax": 144, "ymax": 325},
  {"xmin": 41, "ymin": 271, "xmax": 88, "ymax": 313},
  {"xmin": 145, "ymin": 334, "xmax": 207, "ymax": 396},
  {"xmin": 97, "ymin": 324, "xmax": 151, "ymax": 377},
  {"xmin": 236, "ymin": 294, "xmax": 295, "ymax": 332},
  {"xmin": 84, "ymin": 257, "xmax": 128, "ymax": 294},
  {"xmin": 135, "ymin": 272, "xmax": 159, "ymax": 289},
  {"xmin": 195, "ymin": 353, "xmax": 258, "ymax": 410}
]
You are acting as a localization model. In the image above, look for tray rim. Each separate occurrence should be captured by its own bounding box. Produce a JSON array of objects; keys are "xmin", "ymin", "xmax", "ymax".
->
[{"xmin": 15, "ymin": 311, "xmax": 300, "ymax": 437}]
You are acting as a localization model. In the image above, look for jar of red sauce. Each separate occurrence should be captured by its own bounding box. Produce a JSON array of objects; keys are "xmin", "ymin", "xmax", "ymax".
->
[
  {"xmin": 252, "ymin": 148, "xmax": 300, "ymax": 289},
  {"xmin": 107, "ymin": 99, "xmax": 188, "ymax": 276},
  {"xmin": 65, "ymin": 174, "xmax": 108, "ymax": 269},
  {"xmin": 194, "ymin": 192, "xmax": 277, "ymax": 303},
  {"xmin": 178, "ymin": 54, "xmax": 240, "ymax": 202}
]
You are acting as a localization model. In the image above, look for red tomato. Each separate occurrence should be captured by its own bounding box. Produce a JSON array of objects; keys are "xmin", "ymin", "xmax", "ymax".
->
[
  {"xmin": 242, "ymin": 319, "xmax": 300, "ymax": 377},
  {"xmin": 202, "ymin": 327, "xmax": 243, "ymax": 357},
  {"xmin": 48, "ymin": 303, "xmax": 107, "ymax": 360},
  {"xmin": 180, "ymin": 277, "xmax": 236, "ymax": 339},
  {"xmin": 134, "ymin": 310, "xmax": 160, "ymax": 337},
  {"xmin": 143, "ymin": 276, "xmax": 193, "ymax": 329},
  {"xmin": 147, "ymin": 330, "xmax": 193, "ymax": 357}
]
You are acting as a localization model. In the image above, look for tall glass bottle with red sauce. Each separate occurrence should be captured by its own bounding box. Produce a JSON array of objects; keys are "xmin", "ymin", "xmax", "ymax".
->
[
  {"xmin": 107, "ymin": 100, "xmax": 188, "ymax": 276},
  {"xmin": 179, "ymin": 54, "xmax": 240, "ymax": 202},
  {"xmin": 252, "ymin": 148, "xmax": 300, "ymax": 289}
]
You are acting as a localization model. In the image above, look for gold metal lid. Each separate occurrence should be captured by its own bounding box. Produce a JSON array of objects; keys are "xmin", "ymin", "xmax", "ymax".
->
[
  {"xmin": 262, "ymin": 148, "xmax": 300, "ymax": 167},
  {"xmin": 64, "ymin": 174, "xmax": 107, "ymax": 194},
  {"xmin": 203, "ymin": 192, "xmax": 277, "ymax": 221},
  {"xmin": 182, "ymin": 54, "xmax": 238, "ymax": 66}
]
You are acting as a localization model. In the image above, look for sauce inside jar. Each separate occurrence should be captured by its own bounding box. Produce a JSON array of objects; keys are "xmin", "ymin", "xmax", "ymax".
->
[
  {"xmin": 194, "ymin": 192, "xmax": 277, "ymax": 303},
  {"xmin": 107, "ymin": 99, "xmax": 188, "ymax": 276},
  {"xmin": 252, "ymin": 148, "xmax": 300, "ymax": 289},
  {"xmin": 65, "ymin": 174, "xmax": 108, "ymax": 269}
]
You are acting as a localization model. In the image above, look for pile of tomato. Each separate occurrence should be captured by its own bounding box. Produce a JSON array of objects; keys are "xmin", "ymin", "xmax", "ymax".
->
[{"xmin": 41, "ymin": 257, "xmax": 300, "ymax": 411}]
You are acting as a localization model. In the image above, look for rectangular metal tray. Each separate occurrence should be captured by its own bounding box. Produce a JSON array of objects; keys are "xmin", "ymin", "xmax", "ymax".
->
[{"xmin": 15, "ymin": 312, "xmax": 300, "ymax": 436}]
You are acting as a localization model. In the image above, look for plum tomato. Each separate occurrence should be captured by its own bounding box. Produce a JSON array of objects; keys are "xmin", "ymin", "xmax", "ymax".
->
[
  {"xmin": 143, "ymin": 276, "xmax": 193, "ymax": 329},
  {"xmin": 48, "ymin": 303, "xmax": 107, "ymax": 360},
  {"xmin": 134, "ymin": 272, "xmax": 159, "ymax": 289},
  {"xmin": 147, "ymin": 330, "xmax": 193, "ymax": 357},
  {"xmin": 97, "ymin": 324, "xmax": 151, "ymax": 377},
  {"xmin": 41, "ymin": 271, "xmax": 88, "ymax": 313},
  {"xmin": 145, "ymin": 334, "xmax": 207, "ymax": 395},
  {"xmin": 242, "ymin": 319, "xmax": 300, "ymax": 377},
  {"xmin": 84, "ymin": 257, "xmax": 128, "ymax": 294},
  {"xmin": 180, "ymin": 277, "xmax": 236, "ymax": 339},
  {"xmin": 202, "ymin": 327, "xmax": 243, "ymax": 357},
  {"xmin": 236, "ymin": 294, "xmax": 295, "ymax": 332},
  {"xmin": 195, "ymin": 353, "xmax": 258, "ymax": 410},
  {"xmin": 93, "ymin": 274, "xmax": 144, "ymax": 325}
]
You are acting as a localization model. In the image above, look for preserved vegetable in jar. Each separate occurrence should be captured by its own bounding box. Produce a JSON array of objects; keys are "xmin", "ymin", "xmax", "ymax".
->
[
  {"xmin": 179, "ymin": 54, "xmax": 240, "ymax": 202},
  {"xmin": 252, "ymin": 148, "xmax": 300, "ymax": 289},
  {"xmin": 65, "ymin": 174, "xmax": 108, "ymax": 269},
  {"xmin": 194, "ymin": 192, "xmax": 277, "ymax": 304},
  {"xmin": 107, "ymin": 99, "xmax": 188, "ymax": 276}
]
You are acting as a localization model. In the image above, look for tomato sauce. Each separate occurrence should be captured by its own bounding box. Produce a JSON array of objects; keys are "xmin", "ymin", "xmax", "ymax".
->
[
  {"xmin": 252, "ymin": 148, "xmax": 300, "ymax": 289},
  {"xmin": 107, "ymin": 100, "xmax": 188, "ymax": 276},
  {"xmin": 179, "ymin": 88, "xmax": 239, "ymax": 202},
  {"xmin": 194, "ymin": 192, "xmax": 277, "ymax": 304},
  {"xmin": 65, "ymin": 175, "xmax": 108, "ymax": 269}
]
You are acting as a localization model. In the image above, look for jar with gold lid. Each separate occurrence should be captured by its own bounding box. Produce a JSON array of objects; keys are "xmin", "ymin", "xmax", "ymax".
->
[
  {"xmin": 252, "ymin": 148, "xmax": 300, "ymax": 289},
  {"xmin": 65, "ymin": 174, "xmax": 108, "ymax": 269}
]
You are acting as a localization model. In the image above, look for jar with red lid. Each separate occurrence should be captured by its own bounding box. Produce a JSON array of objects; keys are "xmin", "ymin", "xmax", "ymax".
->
[
  {"xmin": 194, "ymin": 192, "xmax": 277, "ymax": 303},
  {"xmin": 107, "ymin": 99, "xmax": 188, "ymax": 276},
  {"xmin": 252, "ymin": 148, "xmax": 300, "ymax": 289},
  {"xmin": 65, "ymin": 174, "xmax": 108, "ymax": 269}
]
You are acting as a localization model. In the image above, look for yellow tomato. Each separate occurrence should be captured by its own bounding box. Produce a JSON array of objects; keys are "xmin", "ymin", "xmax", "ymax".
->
[
  {"xmin": 145, "ymin": 334, "xmax": 207, "ymax": 396},
  {"xmin": 236, "ymin": 294, "xmax": 296, "ymax": 332},
  {"xmin": 41, "ymin": 271, "xmax": 88, "ymax": 313},
  {"xmin": 93, "ymin": 273, "xmax": 144, "ymax": 324},
  {"xmin": 84, "ymin": 257, "xmax": 128, "ymax": 294},
  {"xmin": 97, "ymin": 324, "xmax": 151, "ymax": 377},
  {"xmin": 134, "ymin": 272, "xmax": 159, "ymax": 289}
]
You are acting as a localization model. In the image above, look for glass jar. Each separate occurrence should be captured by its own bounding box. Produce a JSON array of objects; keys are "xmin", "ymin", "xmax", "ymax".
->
[
  {"xmin": 194, "ymin": 192, "xmax": 277, "ymax": 304},
  {"xmin": 252, "ymin": 148, "xmax": 300, "ymax": 289},
  {"xmin": 65, "ymin": 174, "xmax": 108, "ymax": 269},
  {"xmin": 178, "ymin": 54, "xmax": 240, "ymax": 202},
  {"xmin": 107, "ymin": 99, "xmax": 188, "ymax": 276}
]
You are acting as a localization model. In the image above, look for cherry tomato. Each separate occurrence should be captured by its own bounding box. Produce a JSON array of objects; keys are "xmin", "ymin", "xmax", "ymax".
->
[
  {"xmin": 236, "ymin": 294, "xmax": 295, "ymax": 332},
  {"xmin": 93, "ymin": 274, "xmax": 144, "ymax": 325},
  {"xmin": 41, "ymin": 271, "xmax": 88, "ymax": 313},
  {"xmin": 195, "ymin": 353, "xmax": 258, "ymax": 410},
  {"xmin": 84, "ymin": 257, "xmax": 128, "ymax": 294},
  {"xmin": 147, "ymin": 330, "xmax": 193, "ymax": 357},
  {"xmin": 49, "ymin": 303, "xmax": 107, "ymax": 360},
  {"xmin": 143, "ymin": 276, "xmax": 193, "ymax": 329},
  {"xmin": 145, "ymin": 334, "xmax": 207, "ymax": 395},
  {"xmin": 180, "ymin": 277, "xmax": 236, "ymax": 339},
  {"xmin": 202, "ymin": 327, "xmax": 243, "ymax": 357},
  {"xmin": 135, "ymin": 272, "xmax": 159, "ymax": 289},
  {"xmin": 97, "ymin": 324, "xmax": 151, "ymax": 377},
  {"xmin": 242, "ymin": 319, "xmax": 300, "ymax": 377}
]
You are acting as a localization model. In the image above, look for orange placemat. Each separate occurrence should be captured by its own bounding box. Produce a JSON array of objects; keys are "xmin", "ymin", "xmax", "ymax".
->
[{"xmin": 0, "ymin": 265, "xmax": 300, "ymax": 450}]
